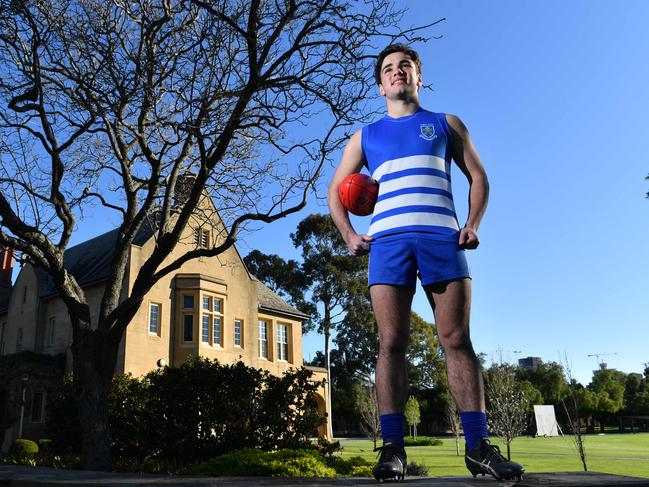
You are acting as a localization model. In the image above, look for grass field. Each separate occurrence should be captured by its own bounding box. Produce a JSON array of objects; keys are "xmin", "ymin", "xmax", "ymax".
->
[{"xmin": 338, "ymin": 433, "xmax": 649, "ymax": 478}]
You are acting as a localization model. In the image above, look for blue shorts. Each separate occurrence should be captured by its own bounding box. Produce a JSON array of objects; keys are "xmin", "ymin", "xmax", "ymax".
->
[{"xmin": 368, "ymin": 233, "xmax": 471, "ymax": 288}]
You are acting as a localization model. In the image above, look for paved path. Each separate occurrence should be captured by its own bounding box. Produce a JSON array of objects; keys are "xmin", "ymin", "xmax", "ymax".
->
[{"xmin": 2, "ymin": 466, "xmax": 649, "ymax": 487}]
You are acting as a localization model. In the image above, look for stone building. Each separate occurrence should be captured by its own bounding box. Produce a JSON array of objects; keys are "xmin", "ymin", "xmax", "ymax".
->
[{"xmin": 0, "ymin": 203, "xmax": 329, "ymax": 451}]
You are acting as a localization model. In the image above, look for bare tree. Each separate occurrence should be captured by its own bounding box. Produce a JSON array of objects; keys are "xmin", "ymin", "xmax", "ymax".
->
[
  {"xmin": 560, "ymin": 354, "xmax": 587, "ymax": 471},
  {"xmin": 0, "ymin": 0, "xmax": 442, "ymax": 469},
  {"xmin": 485, "ymin": 364, "xmax": 529, "ymax": 460},
  {"xmin": 445, "ymin": 398, "xmax": 462, "ymax": 456},
  {"xmin": 353, "ymin": 374, "xmax": 380, "ymax": 449}
]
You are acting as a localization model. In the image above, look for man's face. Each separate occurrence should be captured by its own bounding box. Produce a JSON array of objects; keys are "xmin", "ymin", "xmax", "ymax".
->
[{"xmin": 378, "ymin": 51, "xmax": 422, "ymax": 99}]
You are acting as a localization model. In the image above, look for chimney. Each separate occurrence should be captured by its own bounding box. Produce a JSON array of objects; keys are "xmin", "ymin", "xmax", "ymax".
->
[
  {"xmin": 173, "ymin": 173, "xmax": 197, "ymax": 209},
  {"xmin": 0, "ymin": 246, "xmax": 14, "ymax": 299}
]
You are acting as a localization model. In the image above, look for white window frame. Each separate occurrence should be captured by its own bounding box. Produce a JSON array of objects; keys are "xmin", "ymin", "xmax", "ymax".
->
[
  {"xmin": 258, "ymin": 320, "xmax": 269, "ymax": 359},
  {"xmin": 234, "ymin": 319, "xmax": 242, "ymax": 348},
  {"xmin": 277, "ymin": 323, "xmax": 289, "ymax": 361},
  {"xmin": 149, "ymin": 303, "xmax": 161, "ymax": 335},
  {"xmin": 201, "ymin": 315, "xmax": 210, "ymax": 343},
  {"xmin": 213, "ymin": 315, "xmax": 222, "ymax": 347},
  {"xmin": 200, "ymin": 294, "xmax": 224, "ymax": 348}
]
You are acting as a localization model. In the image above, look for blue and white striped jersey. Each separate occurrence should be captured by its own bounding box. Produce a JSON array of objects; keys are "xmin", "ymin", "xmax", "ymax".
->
[{"xmin": 361, "ymin": 108, "xmax": 460, "ymax": 240}]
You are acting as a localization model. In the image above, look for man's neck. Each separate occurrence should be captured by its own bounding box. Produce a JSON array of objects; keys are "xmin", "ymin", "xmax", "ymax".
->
[{"xmin": 386, "ymin": 99, "xmax": 421, "ymax": 119}]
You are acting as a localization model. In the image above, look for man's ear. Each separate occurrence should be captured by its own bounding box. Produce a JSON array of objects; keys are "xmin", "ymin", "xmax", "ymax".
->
[
  {"xmin": 417, "ymin": 72, "xmax": 422, "ymax": 88},
  {"xmin": 378, "ymin": 83, "xmax": 386, "ymax": 97}
]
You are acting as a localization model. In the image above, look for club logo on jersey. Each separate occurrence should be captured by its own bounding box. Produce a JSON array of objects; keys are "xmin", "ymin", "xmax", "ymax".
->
[{"xmin": 419, "ymin": 123, "xmax": 437, "ymax": 141}]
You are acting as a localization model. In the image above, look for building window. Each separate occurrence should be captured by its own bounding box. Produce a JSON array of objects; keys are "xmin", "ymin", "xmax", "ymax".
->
[
  {"xmin": 149, "ymin": 303, "xmax": 161, "ymax": 334},
  {"xmin": 201, "ymin": 315, "xmax": 210, "ymax": 343},
  {"xmin": 277, "ymin": 323, "xmax": 289, "ymax": 361},
  {"xmin": 31, "ymin": 392, "xmax": 45, "ymax": 423},
  {"xmin": 194, "ymin": 228, "xmax": 210, "ymax": 248},
  {"xmin": 183, "ymin": 314, "xmax": 194, "ymax": 342},
  {"xmin": 16, "ymin": 327, "xmax": 23, "ymax": 352},
  {"xmin": 234, "ymin": 319, "xmax": 242, "ymax": 348},
  {"xmin": 183, "ymin": 295, "xmax": 194, "ymax": 310},
  {"xmin": 213, "ymin": 316, "xmax": 222, "ymax": 347},
  {"xmin": 258, "ymin": 320, "xmax": 268, "ymax": 359},
  {"xmin": 47, "ymin": 317, "xmax": 56, "ymax": 348},
  {"xmin": 201, "ymin": 294, "xmax": 224, "ymax": 347}
]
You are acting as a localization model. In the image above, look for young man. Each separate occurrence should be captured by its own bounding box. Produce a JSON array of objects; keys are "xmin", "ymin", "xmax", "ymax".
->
[{"xmin": 328, "ymin": 44, "xmax": 524, "ymax": 482}]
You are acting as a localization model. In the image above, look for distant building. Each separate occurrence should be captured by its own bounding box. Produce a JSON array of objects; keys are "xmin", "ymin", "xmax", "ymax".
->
[
  {"xmin": 518, "ymin": 356, "xmax": 543, "ymax": 370},
  {"xmin": 0, "ymin": 194, "xmax": 329, "ymax": 451}
]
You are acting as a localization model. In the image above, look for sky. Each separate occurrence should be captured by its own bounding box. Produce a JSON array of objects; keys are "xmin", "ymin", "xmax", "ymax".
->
[
  {"xmin": 12, "ymin": 1, "xmax": 647, "ymax": 386},
  {"xmin": 236, "ymin": 0, "xmax": 649, "ymax": 385}
]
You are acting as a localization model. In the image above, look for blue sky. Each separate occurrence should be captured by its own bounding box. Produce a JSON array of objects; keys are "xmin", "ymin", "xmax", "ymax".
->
[
  {"xmin": 21, "ymin": 1, "xmax": 647, "ymax": 385},
  {"xmin": 238, "ymin": 0, "xmax": 649, "ymax": 385}
]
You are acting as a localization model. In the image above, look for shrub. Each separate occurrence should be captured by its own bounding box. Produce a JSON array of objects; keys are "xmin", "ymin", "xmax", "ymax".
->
[
  {"xmin": 330, "ymin": 455, "xmax": 373, "ymax": 477},
  {"xmin": 37, "ymin": 439, "xmax": 52, "ymax": 454},
  {"xmin": 196, "ymin": 448, "xmax": 337, "ymax": 477},
  {"xmin": 315, "ymin": 438, "xmax": 342, "ymax": 464},
  {"xmin": 10, "ymin": 438, "xmax": 39, "ymax": 457},
  {"xmin": 46, "ymin": 358, "xmax": 326, "ymax": 467},
  {"xmin": 406, "ymin": 461, "xmax": 429, "ymax": 476},
  {"xmin": 404, "ymin": 436, "xmax": 442, "ymax": 447}
]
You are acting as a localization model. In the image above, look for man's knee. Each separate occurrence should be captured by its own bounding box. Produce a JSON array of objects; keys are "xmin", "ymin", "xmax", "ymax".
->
[
  {"xmin": 439, "ymin": 326, "xmax": 472, "ymax": 352},
  {"xmin": 379, "ymin": 335, "xmax": 409, "ymax": 357}
]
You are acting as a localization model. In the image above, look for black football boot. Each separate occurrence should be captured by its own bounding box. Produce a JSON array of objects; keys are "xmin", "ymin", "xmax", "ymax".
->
[
  {"xmin": 465, "ymin": 438, "xmax": 524, "ymax": 481},
  {"xmin": 372, "ymin": 441, "xmax": 407, "ymax": 482}
]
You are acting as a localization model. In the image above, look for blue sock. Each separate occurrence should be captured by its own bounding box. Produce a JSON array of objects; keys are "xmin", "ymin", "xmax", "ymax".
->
[
  {"xmin": 380, "ymin": 413, "xmax": 405, "ymax": 446},
  {"xmin": 460, "ymin": 411, "xmax": 488, "ymax": 451}
]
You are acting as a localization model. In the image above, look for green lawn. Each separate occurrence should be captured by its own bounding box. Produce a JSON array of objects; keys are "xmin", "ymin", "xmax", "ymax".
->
[{"xmin": 338, "ymin": 433, "xmax": 649, "ymax": 478}]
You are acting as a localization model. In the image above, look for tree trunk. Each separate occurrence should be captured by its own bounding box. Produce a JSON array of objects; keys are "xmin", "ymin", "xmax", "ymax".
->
[
  {"xmin": 72, "ymin": 327, "xmax": 120, "ymax": 471},
  {"xmin": 324, "ymin": 304, "xmax": 333, "ymax": 439},
  {"xmin": 506, "ymin": 441, "xmax": 511, "ymax": 461}
]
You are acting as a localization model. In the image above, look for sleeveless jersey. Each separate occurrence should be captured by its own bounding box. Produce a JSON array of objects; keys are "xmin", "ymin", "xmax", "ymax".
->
[{"xmin": 361, "ymin": 107, "xmax": 460, "ymax": 240}]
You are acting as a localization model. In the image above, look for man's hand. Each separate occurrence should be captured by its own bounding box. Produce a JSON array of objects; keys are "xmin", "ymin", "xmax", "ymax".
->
[
  {"xmin": 458, "ymin": 226, "xmax": 480, "ymax": 249},
  {"xmin": 345, "ymin": 232, "xmax": 373, "ymax": 256}
]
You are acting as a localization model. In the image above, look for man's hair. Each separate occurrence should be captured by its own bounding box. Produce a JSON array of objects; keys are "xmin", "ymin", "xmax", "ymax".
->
[{"xmin": 374, "ymin": 43, "xmax": 422, "ymax": 86}]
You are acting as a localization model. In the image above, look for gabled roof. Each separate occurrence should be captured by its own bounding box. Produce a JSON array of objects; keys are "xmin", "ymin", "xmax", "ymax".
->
[
  {"xmin": 30, "ymin": 220, "xmax": 306, "ymax": 323},
  {"xmin": 37, "ymin": 221, "xmax": 155, "ymax": 299},
  {"xmin": 256, "ymin": 281, "xmax": 310, "ymax": 320}
]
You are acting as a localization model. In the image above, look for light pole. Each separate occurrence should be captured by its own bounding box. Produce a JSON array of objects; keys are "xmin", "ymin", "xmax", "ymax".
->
[{"xmin": 18, "ymin": 374, "xmax": 29, "ymax": 438}]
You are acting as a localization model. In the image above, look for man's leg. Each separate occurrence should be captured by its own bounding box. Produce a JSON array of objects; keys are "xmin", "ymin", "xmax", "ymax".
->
[
  {"xmin": 425, "ymin": 278, "xmax": 524, "ymax": 480},
  {"xmin": 371, "ymin": 284, "xmax": 413, "ymax": 416},
  {"xmin": 424, "ymin": 279, "xmax": 483, "ymax": 413},
  {"xmin": 369, "ymin": 284, "xmax": 413, "ymax": 481}
]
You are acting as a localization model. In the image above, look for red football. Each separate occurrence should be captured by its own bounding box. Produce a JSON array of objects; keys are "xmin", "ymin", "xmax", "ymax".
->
[{"xmin": 338, "ymin": 173, "xmax": 379, "ymax": 216}]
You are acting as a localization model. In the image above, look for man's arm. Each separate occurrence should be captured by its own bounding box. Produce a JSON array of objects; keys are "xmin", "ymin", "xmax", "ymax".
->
[
  {"xmin": 446, "ymin": 114, "xmax": 490, "ymax": 249},
  {"xmin": 328, "ymin": 130, "xmax": 373, "ymax": 255}
]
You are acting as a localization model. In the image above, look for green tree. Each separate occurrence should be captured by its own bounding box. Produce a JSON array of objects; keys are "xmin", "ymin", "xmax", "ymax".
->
[
  {"xmin": 404, "ymin": 396, "xmax": 421, "ymax": 438},
  {"xmin": 516, "ymin": 362, "xmax": 569, "ymax": 405},
  {"xmin": 589, "ymin": 367, "xmax": 626, "ymax": 432},
  {"xmin": 408, "ymin": 313, "xmax": 445, "ymax": 390}
]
